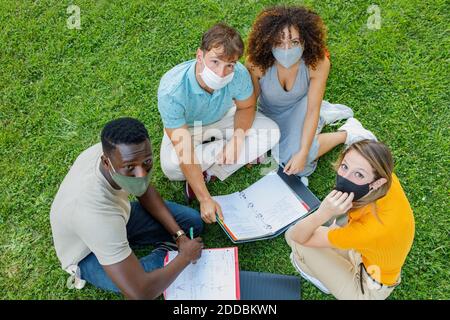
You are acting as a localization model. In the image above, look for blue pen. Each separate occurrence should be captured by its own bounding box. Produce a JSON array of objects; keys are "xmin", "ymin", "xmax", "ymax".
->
[{"xmin": 189, "ymin": 227, "xmax": 194, "ymax": 240}]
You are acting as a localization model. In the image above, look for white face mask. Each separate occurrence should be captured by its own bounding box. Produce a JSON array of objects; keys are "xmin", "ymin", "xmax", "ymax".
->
[
  {"xmin": 272, "ymin": 46, "xmax": 303, "ymax": 68},
  {"xmin": 199, "ymin": 56, "xmax": 234, "ymax": 90}
]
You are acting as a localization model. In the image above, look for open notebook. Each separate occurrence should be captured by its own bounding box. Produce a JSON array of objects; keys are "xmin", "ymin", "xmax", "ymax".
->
[{"xmin": 213, "ymin": 168, "xmax": 320, "ymax": 243}]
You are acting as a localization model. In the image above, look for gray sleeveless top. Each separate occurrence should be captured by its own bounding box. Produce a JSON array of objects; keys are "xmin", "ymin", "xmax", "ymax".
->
[{"xmin": 258, "ymin": 59, "xmax": 310, "ymax": 116}]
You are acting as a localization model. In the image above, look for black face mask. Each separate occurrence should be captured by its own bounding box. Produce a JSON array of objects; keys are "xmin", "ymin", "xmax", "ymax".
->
[{"xmin": 335, "ymin": 175, "xmax": 373, "ymax": 201}]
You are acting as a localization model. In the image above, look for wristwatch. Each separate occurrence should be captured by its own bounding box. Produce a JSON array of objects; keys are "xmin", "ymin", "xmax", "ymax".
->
[{"xmin": 173, "ymin": 230, "xmax": 186, "ymax": 242}]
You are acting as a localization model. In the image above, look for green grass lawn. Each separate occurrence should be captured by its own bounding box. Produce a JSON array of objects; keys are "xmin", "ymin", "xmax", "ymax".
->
[{"xmin": 0, "ymin": 0, "xmax": 448, "ymax": 300}]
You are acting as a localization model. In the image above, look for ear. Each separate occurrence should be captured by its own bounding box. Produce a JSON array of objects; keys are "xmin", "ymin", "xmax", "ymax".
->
[
  {"xmin": 196, "ymin": 48, "xmax": 204, "ymax": 63},
  {"xmin": 100, "ymin": 154, "xmax": 111, "ymax": 170},
  {"xmin": 370, "ymin": 177, "xmax": 387, "ymax": 191}
]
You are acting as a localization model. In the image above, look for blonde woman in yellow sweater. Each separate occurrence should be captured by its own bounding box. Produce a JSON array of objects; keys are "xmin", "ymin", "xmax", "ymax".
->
[{"xmin": 285, "ymin": 139, "xmax": 415, "ymax": 299}]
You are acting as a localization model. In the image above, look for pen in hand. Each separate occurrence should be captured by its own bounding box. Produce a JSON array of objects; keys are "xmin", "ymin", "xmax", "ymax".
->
[{"xmin": 189, "ymin": 226, "xmax": 200, "ymax": 265}]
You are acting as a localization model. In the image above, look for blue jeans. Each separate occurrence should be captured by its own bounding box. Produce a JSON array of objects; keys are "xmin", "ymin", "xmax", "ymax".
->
[{"xmin": 78, "ymin": 200, "xmax": 203, "ymax": 293}]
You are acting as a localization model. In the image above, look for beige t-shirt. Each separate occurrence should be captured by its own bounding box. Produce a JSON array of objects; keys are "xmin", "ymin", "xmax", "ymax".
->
[{"xmin": 50, "ymin": 143, "xmax": 132, "ymax": 271}]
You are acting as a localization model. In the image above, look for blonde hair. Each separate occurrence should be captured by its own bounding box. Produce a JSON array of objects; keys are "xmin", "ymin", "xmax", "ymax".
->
[{"xmin": 333, "ymin": 140, "xmax": 394, "ymax": 219}]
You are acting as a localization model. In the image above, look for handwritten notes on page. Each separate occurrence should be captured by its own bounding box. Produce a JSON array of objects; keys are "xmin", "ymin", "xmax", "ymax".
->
[
  {"xmin": 164, "ymin": 247, "xmax": 239, "ymax": 300},
  {"xmin": 213, "ymin": 173, "xmax": 309, "ymax": 242}
]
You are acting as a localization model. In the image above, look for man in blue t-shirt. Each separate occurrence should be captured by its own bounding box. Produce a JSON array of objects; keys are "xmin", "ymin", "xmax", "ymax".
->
[{"xmin": 158, "ymin": 23, "xmax": 280, "ymax": 224}]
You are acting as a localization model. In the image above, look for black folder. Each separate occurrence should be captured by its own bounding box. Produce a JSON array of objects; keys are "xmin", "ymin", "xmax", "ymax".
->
[
  {"xmin": 239, "ymin": 270, "xmax": 301, "ymax": 300},
  {"xmin": 276, "ymin": 166, "xmax": 321, "ymax": 213}
]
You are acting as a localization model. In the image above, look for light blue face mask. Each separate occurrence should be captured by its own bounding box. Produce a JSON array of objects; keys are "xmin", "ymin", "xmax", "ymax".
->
[
  {"xmin": 107, "ymin": 159, "xmax": 152, "ymax": 197},
  {"xmin": 272, "ymin": 46, "xmax": 303, "ymax": 68}
]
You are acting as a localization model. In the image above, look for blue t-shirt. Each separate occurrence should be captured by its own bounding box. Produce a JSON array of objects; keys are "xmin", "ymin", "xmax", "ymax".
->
[{"xmin": 157, "ymin": 59, "xmax": 253, "ymax": 128}]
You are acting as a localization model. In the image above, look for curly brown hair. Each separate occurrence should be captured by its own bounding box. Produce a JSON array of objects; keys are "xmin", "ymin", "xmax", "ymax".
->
[{"xmin": 247, "ymin": 5, "xmax": 328, "ymax": 73}]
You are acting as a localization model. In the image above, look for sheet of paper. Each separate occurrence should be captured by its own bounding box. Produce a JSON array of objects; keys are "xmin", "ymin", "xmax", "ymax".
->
[
  {"xmin": 213, "ymin": 172, "xmax": 310, "ymax": 242},
  {"xmin": 164, "ymin": 248, "xmax": 238, "ymax": 300},
  {"xmin": 213, "ymin": 193, "xmax": 268, "ymax": 240},
  {"xmin": 242, "ymin": 173, "xmax": 309, "ymax": 231}
]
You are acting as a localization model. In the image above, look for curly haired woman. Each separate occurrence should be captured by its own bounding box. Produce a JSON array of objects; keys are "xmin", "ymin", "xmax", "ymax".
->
[{"xmin": 246, "ymin": 6, "xmax": 376, "ymax": 184}]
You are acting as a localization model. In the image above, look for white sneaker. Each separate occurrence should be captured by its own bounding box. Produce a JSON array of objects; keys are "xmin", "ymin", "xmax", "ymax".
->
[
  {"xmin": 300, "ymin": 176, "xmax": 309, "ymax": 187},
  {"xmin": 338, "ymin": 117, "xmax": 377, "ymax": 147},
  {"xmin": 317, "ymin": 101, "xmax": 354, "ymax": 133},
  {"xmin": 290, "ymin": 253, "xmax": 331, "ymax": 294}
]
